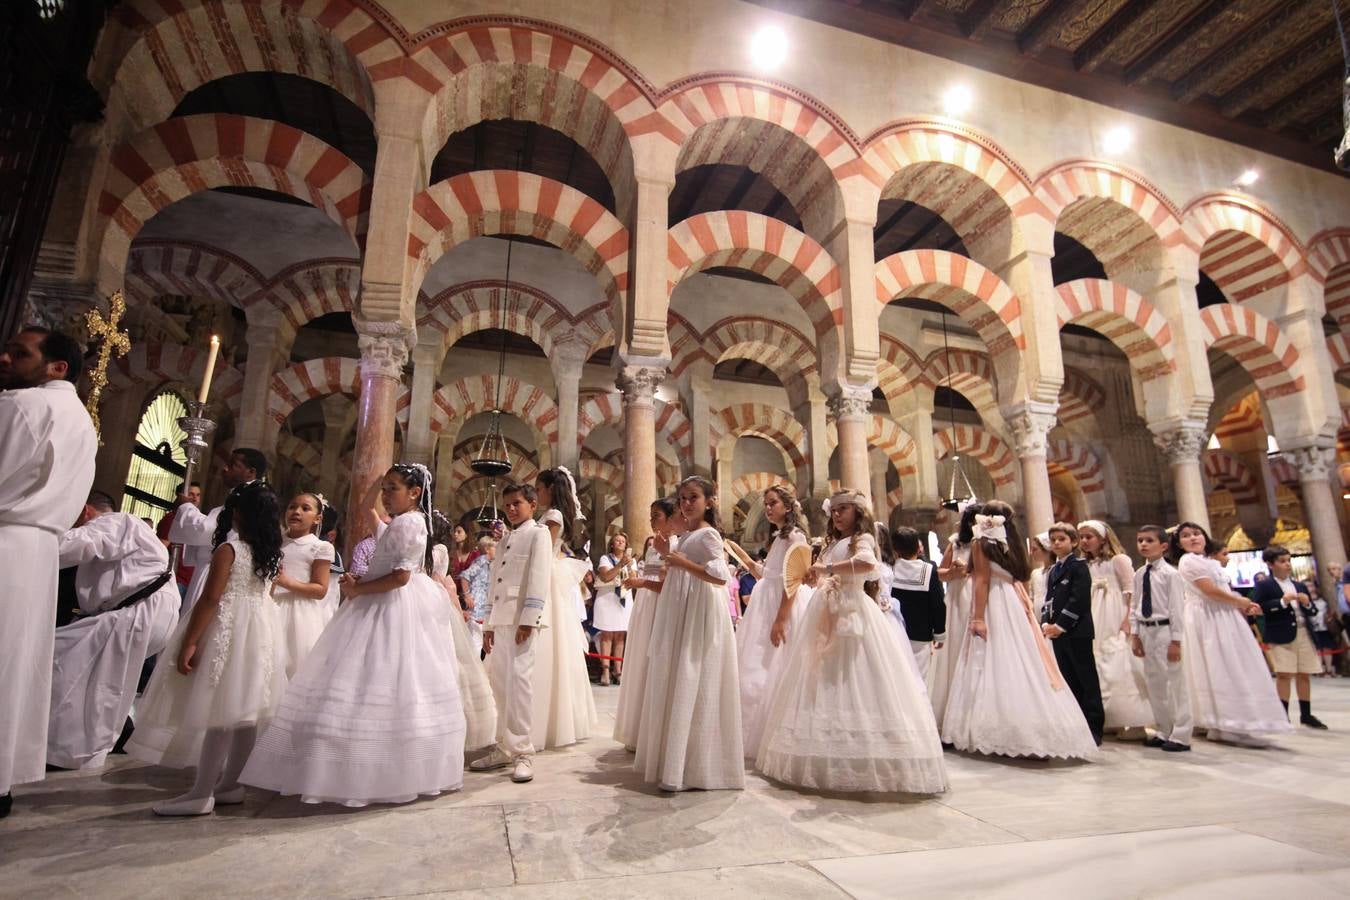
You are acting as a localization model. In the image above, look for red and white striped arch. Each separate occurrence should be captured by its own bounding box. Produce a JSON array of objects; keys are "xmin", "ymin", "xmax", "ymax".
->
[
  {"xmin": 125, "ymin": 241, "xmax": 264, "ymax": 308},
  {"xmin": 666, "ymin": 313, "xmax": 706, "ymax": 378},
  {"xmin": 668, "ymin": 211, "xmax": 842, "ymax": 337},
  {"xmin": 418, "ymin": 281, "xmax": 605, "ymax": 362},
  {"xmin": 580, "ymin": 456, "xmax": 624, "ymax": 497},
  {"xmin": 1214, "ymin": 392, "xmax": 1267, "ymax": 443},
  {"xmin": 1184, "ymin": 194, "xmax": 1305, "ymax": 303},
  {"xmin": 1203, "ymin": 448, "xmax": 1262, "ymax": 509},
  {"xmin": 1327, "ymin": 333, "xmax": 1350, "ymax": 374},
  {"xmin": 876, "ymin": 336, "xmax": 926, "ymax": 410},
  {"xmin": 729, "ymin": 471, "xmax": 784, "ymax": 504},
  {"xmin": 407, "ymin": 171, "xmax": 629, "ymax": 316},
  {"xmin": 1058, "ymin": 367, "xmax": 1106, "ymax": 429},
  {"xmin": 875, "ymin": 249, "xmax": 1024, "ymax": 358},
  {"xmin": 576, "ymin": 392, "xmax": 692, "ymax": 463},
  {"xmin": 425, "ymin": 375, "xmax": 560, "ymax": 454},
  {"xmin": 110, "ymin": 342, "xmax": 244, "ymax": 416},
  {"xmin": 714, "ymin": 403, "xmax": 809, "ymax": 481},
  {"xmin": 98, "ymin": 115, "xmax": 368, "ymax": 290},
  {"xmin": 1055, "ymin": 279, "xmax": 1175, "ymax": 381},
  {"xmin": 923, "ymin": 347, "xmax": 1000, "ymax": 425},
  {"xmin": 267, "ymin": 357, "xmax": 360, "ymax": 425},
  {"xmin": 252, "ymin": 259, "xmax": 360, "ymax": 329},
  {"xmin": 1308, "ymin": 229, "xmax": 1350, "ymax": 327},
  {"xmin": 1199, "ymin": 304, "xmax": 1304, "ymax": 399},
  {"xmin": 275, "ymin": 433, "xmax": 322, "ymax": 481},
  {"xmin": 868, "ymin": 415, "xmax": 919, "ymax": 505},
  {"xmin": 704, "ymin": 316, "xmax": 818, "ymax": 383},
  {"xmin": 1047, "ymin": 437, "xmax": 1106, "ymax": 506},
  {"xmin": 934, "ymin": 424, "xmax": 1017, "ymax": 489},
  {"xmin": 107, "ymin": 1, "xmax": 380, "ymax": 138}
]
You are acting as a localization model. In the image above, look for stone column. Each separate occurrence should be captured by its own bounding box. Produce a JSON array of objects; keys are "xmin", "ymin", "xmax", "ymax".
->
[
  {"xmin": 793, "ymin": 376, "xmax": 830, "ymax": 499},
  {"xmin": 1288, "ymin": 445, "xmax": 1348, "ymax": 600},
  {"xmin": 679, "ymin": 358, "xmax": 715, "ymax": 477},
  {"xmin": 618, "ymin": 363, "xmax": 664, "ymax": 548},
  {"xmin": 897, "ymin": 390, "xmax": 939, "ymax": 510},
  {"xmin": 402, "ymin": 340, "xmax": 441, "ymax": 467},
  {"xmin": 93, "ymin": 387, "xmax": 144, "ymax": 499},
  {"xmin": 1008, "ymin": 401, "xmax": 1059, "ymax": 534},
  {"xmin": 870, "ymin": 450, "xmax": 890, "ymax": 528},
  {"xmin": 345, "ymin": 320, "xmax": 412, "ymax": 555},
  {"xmin": 1150, "ymin": 421, "xmax": 1210, "ymax": 531},
  {"xmin": 626, "ymin": 171, "xmax": 675, "ymax": 359},
  {"xmin": 590, "ymin": 483, "xmax": 607, "ymax": 562},
  {"xmin": 828, "ymin": 387, "xmax": 874, "ymax": 501},
  {"xmin": 551, "ymin": 339, "xmax": 588, "ymax": 473},
  {"xmin": 318, "ymin": 394, "xmax": 352, "ymax": 502},
  {"xmin": 433, "ymin": 433, "xmax": 455, "ymax": 512},
  {"xmin": 234, "ymin": 311, "xmax": 295, "ymax": 458},
  {"xmin": 715, "ymin": 452, "xmax": 735, "ymax": 528}
]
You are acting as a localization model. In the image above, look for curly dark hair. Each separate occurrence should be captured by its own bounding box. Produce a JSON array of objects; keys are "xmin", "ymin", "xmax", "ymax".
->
[
  {"xmin": 1166, "ymin": 521, "xmax": 1218, "ymax": 566},
  {"xmin": 213, "ymin": 482, "xmax": 283, "ymax": 579}
]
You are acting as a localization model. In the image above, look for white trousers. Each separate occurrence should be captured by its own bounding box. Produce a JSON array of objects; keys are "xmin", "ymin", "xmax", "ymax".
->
[
  {"xmin": 488, "ymin": 626, "xmax": 537, "ymax": 758},
  {"xmin": 1139, "ymin": 624, "xmax": 1193, "ymax": 746},
  {"xmin": 910, "ymin": 641, "xmax": 934, "ymax": 683}
]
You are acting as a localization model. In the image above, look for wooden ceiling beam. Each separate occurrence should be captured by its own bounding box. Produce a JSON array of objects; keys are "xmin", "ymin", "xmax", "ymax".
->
[
  {"xmin": 1018, "ymin": 0, "xmax": 1091, "ymax": 57},
  {"xmin": 1264, "ymin": 63, "xmax": 1345, "ymax": 131},
  {"xmin": 1308, "ymin": 114, "xmax": 1344, "ymax": 144},
  {"xmin": 1219, "ymin": 29, "xmax": 1339, "ymax": 118},
  {"xmin": 1172, "ymin": 0, "xmax": 1323, "ymax": 105},
  {"xmin": 722, "ymin": 167, "xmax": 761, "ymax": 211},
  {"xmin": 1121, "ymin": 0, "xmax": 1229, "ymax": 86},
  {"xmin": 874, "ymin": 200, "xmax": 917, "ymax": 239},
  {"xmin": 1073, "ymin": 0, "xmax": 1159, "ymax": 73},
  {"xmin": 896, "ymin": 210, "xmax": 943, "ymax": 252},
  {"xmin": 960, "ymin": 0, "xmax": 1006, "ymax": 40}
]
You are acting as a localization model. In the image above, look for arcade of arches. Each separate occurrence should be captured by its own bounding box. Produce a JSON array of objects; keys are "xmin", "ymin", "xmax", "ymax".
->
[{"xmin": 29, "ymin": 0, "xmax": 1350, "ymax": 595}]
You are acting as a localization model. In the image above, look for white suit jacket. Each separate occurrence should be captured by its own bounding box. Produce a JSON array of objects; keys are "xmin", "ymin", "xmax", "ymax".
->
[{"xmin": 486, "ymin": 518, "xmax": 553, "ymax": 629}]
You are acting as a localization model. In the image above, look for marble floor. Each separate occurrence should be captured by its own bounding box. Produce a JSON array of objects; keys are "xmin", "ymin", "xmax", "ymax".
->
[{"xmin": 6, "ymin": 681, "xmax": 1350, "ymax": 899}]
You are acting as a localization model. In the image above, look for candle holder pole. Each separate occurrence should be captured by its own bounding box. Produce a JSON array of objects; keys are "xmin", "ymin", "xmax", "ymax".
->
[{"xmin": 168, "ymin": 399, "xmax": 217, "ymax": 572}]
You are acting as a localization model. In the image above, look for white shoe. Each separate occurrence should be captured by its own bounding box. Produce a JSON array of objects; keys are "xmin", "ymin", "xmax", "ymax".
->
[
  {"xmin": 214, "ymin": 785, "xmax": 246, "ymax": 805},
  {"xmin": 511, "ymin": 756, "xmax": 534, "ymax": 783},
  {"xmin": 469, "ymin": 747, "xmax": 512, "ymax": 771},
  {"xmin": 153, "ymin": 794, "xmax": 215, "ymax": 816}
]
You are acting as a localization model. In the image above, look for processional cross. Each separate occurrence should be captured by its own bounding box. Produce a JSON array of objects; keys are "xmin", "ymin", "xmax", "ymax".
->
[{"xmin": 84, "ymin": 291, "xmax": 131, "ymax": 443}]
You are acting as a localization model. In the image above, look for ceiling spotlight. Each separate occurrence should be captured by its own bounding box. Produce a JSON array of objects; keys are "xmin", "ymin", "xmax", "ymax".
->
[
  {"xmin": 749, "ymin": 25, "xmax": 788, "ymax": 71},
  {"xmin": 1234, "ymin": 168, "xmax": 1260, "ymax": 188},
  {"xmin": 1102, "ymin": 126, "xmax": 1133, "ymax": 155},
  {"xmin": 943, "ymin": 85, "xmax": 973, "ymax": 117}
]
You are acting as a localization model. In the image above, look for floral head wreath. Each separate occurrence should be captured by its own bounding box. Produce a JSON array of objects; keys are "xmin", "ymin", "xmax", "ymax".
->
[
  {"xmin": 825, "ymin": 489, "xmax": 873, "ymax": 521},
  {"xmin": 974, "ymin": 513, "xmax": 1008, "ymax": 547},
  {"xmin": 556, "ymin": 465, "xmax": 585, "ymax": 523}
]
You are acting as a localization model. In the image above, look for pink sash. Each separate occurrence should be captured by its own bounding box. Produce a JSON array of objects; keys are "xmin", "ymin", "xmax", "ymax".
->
[{"xmin": 1014, "ymin": 581, "xmax": 1064, "ymax": 691}]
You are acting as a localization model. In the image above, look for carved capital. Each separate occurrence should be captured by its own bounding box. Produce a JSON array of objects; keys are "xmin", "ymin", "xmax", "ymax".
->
[
  {"xmin": 355, "ymin": 319, "xmax": 414, "ymax": 381},
  {"xmin": 1285, "ymin": 445, "xmax": 1336, "ymax": 483},
  {"xmin": 1150, "ymin": 422, "xmax": 1208, "ymax": 465},
  {"xmin": 617, "ymin": 365, "xmax": 664, "ymax": 408},
  {"xmin": 1007, "ymin": 402, "xmax": 1059, "ymax": 457},
  {"xmin": 826, "ymin": 387, "xmax": 872, "ymax": 422}
]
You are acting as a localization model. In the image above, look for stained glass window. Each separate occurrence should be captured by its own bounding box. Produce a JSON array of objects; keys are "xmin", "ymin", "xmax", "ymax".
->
[{"xmin": 121, "ymin": 391, "xmax": 188, "ymax": 525}]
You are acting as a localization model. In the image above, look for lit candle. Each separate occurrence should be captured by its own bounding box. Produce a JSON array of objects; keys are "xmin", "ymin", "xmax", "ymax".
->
[{"xmin": 198, "ymin": 335, "xmax": 219, "ymax": 403}]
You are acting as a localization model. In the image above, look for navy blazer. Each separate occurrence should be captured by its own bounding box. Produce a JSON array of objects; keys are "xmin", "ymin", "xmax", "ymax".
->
[
  {"xmin": 1252, "ymin": 577, "xmax": 1317, "ymax": 645},
  {"xmin": 1041, "ymin": 555, "xmax": 1095, "ymax": 640},
  {"xmin": 890, "ymin": 560, "xmax": 946, "ymax": 643}
]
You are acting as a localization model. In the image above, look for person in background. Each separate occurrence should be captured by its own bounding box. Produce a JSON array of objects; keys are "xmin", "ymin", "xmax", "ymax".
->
[
  {"xmin": 737, "ymin": 565, "xmax": 757, "ymax": 604},
  {"xmin": 1253, "ymin": 546, "xmax": 1328, "ymax": 730},
  {"xmin": 1304, "ymin": 579, "xmax": 1335, "ymax": 677}
]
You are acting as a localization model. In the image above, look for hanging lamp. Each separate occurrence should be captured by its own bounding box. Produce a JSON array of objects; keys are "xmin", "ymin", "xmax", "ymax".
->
[
  {"xmin": 938, "ymin": 308, "xmax": 976, "ymax": 512},
  {"xmin": 469, "ymin": 194, "xmax": 517, "ymax": 527}
]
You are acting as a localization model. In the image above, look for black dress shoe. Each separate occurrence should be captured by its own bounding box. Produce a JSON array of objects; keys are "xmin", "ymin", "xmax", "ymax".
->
[
  {"xmin": 1301, "ymin": 714, "xmax": 1329, "ymax": 730},
  {"xmin": 1160, "ymin": 741, "xmax": 1191, "ymax": 752},
  {"xmin": 1143, "ymin": 736, "xmax": 1166, "ymax": 748},
  {"xmin": 0, "ymin": 792, "xmax": 11, "ymax": 819}
]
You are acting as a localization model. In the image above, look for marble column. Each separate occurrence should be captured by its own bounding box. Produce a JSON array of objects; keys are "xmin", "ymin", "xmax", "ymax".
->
[
  {"xmin": 1008, "ymin": 401, "xmax": 1059, "ymax": 534},
  {"xmin": 679, "ymin": 358, "xmax": 714, "ymax": 477},
  {"xmin": 828, "ymin": 387, "xmax": 873, "ymax": 501},
  {"xmin": 551, "ymin": 340, "xmax": 588, "ymax": 473},
  {"xmin": 318, "ymin": 394, "xmax": 352, "ymax": 502},
  {"xmin": 794, "ymin": 377, "xmax": 830, "ymax": 499},
  {"xmin": 234, "ymin": 312, "xmax": 295, "ymax": 458},
  {"xmin": 1288, "ymin": 444, "xmax": 1348, "ymax": 600},
  {"xmin": 1150, "ymin": 421, "xmax": 1210, "ymax": 531},
  {"xmin": 345, "ymin": 320, "xmax": 412, "ymax": 556},
  {"xmin": 619, "ymin": 363, "xmax": 664, "ymax": 548},
  {"xmin": 402, "ymin": 341, "xmax": 441, "ymax": 467}
]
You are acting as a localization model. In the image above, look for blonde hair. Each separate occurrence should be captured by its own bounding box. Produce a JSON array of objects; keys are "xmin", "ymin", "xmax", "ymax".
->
[
  {"xmin": 764, "ymin": 483, "xmax": 808, "ymax": 543},
  {"xmin": 825, "ymin": 494, "xmax": 876, "ymax": 561},
  {"xmin": 1079, "ymin": 521, "xmax": 1126, "ymax": 562}
]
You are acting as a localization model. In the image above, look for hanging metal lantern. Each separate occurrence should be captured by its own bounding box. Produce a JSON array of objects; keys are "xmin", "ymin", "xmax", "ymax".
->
[{"xmin": 936, "ymin": 308, "xmax": 976, "ymax": 512}]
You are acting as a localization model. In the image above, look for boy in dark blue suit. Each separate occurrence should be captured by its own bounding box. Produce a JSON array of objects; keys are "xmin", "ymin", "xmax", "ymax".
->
[
  {"xmin": 1042, "ymin": 522, "xmax": 1104, "ymax": 744},
  {"xmin": 1253, "ymin": 545, "xmax": 1328, "ymax": 730}
]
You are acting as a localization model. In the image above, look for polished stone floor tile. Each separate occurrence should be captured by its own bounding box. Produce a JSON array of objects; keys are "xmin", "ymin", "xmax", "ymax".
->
[{"xmin": 423, "ymin": 861, "xmax": 851, "ymax": 899}]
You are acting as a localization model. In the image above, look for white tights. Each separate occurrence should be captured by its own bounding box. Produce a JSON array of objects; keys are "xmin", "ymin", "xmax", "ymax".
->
[{"xmin": 174, "ymin": 725, "xmax": 257, "ymax": 802}]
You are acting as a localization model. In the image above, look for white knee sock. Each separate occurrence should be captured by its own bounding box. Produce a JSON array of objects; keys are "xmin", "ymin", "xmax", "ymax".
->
[
  {"xmin": 177, "ymin": 728, "xmax": 233, "ymax": 802},
  {"xmin": 215, "ymin": 725, "xmax": 258, "ymax": 793}
]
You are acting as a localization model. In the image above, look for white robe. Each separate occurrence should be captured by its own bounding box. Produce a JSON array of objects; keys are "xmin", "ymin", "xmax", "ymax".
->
[
  {"xmin": 167, "ymin": 502, "xmax": 221, "ymax": 613},
  {"xmin": 0, "ymin": 380, "xmax": 96, "ymax": 793},
  {"xmin": 49, "ymin": 511, "xmax": 179, "ymax": 769}
]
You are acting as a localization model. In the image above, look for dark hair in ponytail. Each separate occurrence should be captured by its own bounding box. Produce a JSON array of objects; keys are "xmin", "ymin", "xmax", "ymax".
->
[
  {"xmin": 388, "ymin": 463, "xmax": 435, "ymax": 571},
  {"xmin": 213, "ymin": 482, "xmax": 283, "ymax": 579},
  {"xmin": 678, "ymin": 475, "xmax": 720, "ymax": 530}
]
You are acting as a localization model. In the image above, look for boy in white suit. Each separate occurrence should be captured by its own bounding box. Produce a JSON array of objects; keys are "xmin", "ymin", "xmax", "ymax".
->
[
  {"xmin": 1131, "ymin": 525, "xmax": 1192, "ymax": 752},
  {"xmin": 470, "ymin": 483, "xmax": 553, "ymax": 783}
]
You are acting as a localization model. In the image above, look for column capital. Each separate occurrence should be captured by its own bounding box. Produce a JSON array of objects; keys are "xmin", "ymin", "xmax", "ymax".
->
[
  {"xmin": 617, "ymin": 364, "xmax": 665, "ymax": 408},
  {"xmin": 1285, "ymin": 444, "xmax": 1336, "ymax": 482},
  {"xmin": 355, "ymin": 319, "xmax": 414, "ymax": 380},
  {"xmin": 551, "ymin": 332, "xmax": 591, "ymax": 378},
  {"xmin": 1149, "ymin": 420, "xmax": 1208, "ymax": 465},
  {"xmin": 1006, "ymin": 401, "xmax": 1059, "ymax": 457},
  {"xmin": 826, "ymin": 386, "xmax": 872, "ymax": 422}
]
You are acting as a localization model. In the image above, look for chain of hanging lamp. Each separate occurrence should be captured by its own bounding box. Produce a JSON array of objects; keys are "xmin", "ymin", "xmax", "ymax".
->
[
  {"xmin": 1335, "ymin": 0, "xmax": 1350, "ymax": 170},
  {"xmin": 939, "ymin": 308, "xmax": 976, "ymax": 511}
]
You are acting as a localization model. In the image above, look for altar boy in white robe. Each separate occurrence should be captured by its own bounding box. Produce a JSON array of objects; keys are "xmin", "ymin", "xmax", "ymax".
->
[
  {"xmin": 49, "ymin": 491, "xmax": 180, "ymax": 769},
  {"xmin": 169, "ymin": 447, "xmax": 267, "ymax": 612},
  {"xmin": 469, "ymin": 482, "xmax": 553, "ymax": 785},
  {"xmin": 0, "ymin": 327, "xmax": 97, "ymax": 818}
]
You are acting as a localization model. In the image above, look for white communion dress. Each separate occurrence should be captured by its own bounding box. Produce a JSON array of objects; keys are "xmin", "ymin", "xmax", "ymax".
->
[
  {"xmin": 532, "ymin": 509, "xmax": 597, "ymax": 749},
  {"xmin": 756, "ymin": 534, "xmax": 947, "ymax": 794},
  {"xmin": 1088, "ymin": 555, "xmax": 1154, "ymax": 732},
  {"xmin": 1177, "ymin": 553, "xmax": 1293, "ymax": 740},
  {"xmin": 128, "ymin": 539, "xmax": 283, "ymax": 768},
  {"xmin": 432, "ymin": 544, "xmax": 498, "ymax": 752},
  {"xmin": 940, "ymin": 551, "xmax": 1098, "ymax": 760},
  {"xmin": 736, "ymin": 528, "xmax": 811, "ymax": 759},
  {"xmin": 240, "ymin": 512, "xmax": 466, "ymax": 806},
  {"xmin": 592, "ymin": 552, "xmax": 633, "ymax": 632},
  {"xmin": 273, "ymin": 533, "xmax": 336, "ymax": 679},
  {"xmin": 613, "ymin": 544, "xmax": 665, "ymax": 749},
  {"xmin": 634, "ymin": 526, "xmax": 745, "ymax": 790},
  {"xmin": 928, "ymin": 538, "xmax": 971, "ymax": 721}
]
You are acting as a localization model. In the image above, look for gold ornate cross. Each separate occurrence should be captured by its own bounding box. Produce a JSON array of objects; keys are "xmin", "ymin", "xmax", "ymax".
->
[{"xmin": 85, "ymin": 291, "xmax": 131, "ymax": 443}]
